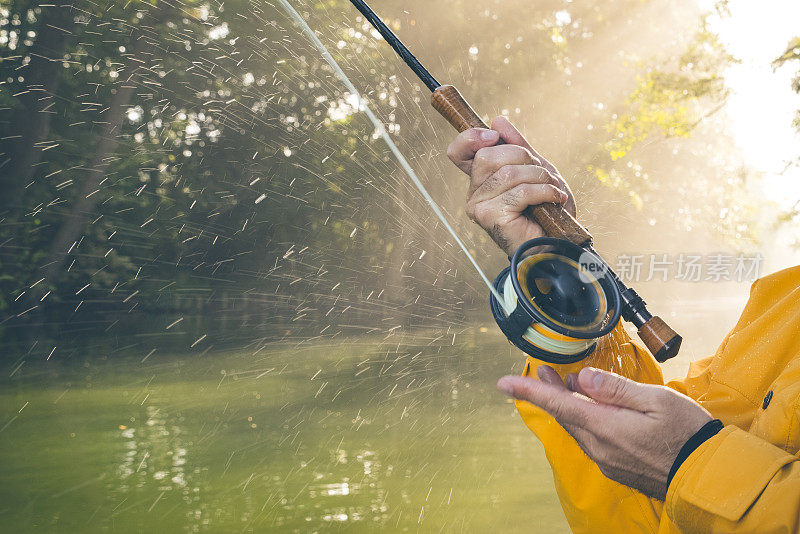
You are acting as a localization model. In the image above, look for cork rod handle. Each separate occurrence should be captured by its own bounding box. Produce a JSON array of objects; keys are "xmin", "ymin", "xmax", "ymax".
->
[
  {"xmin": 432, "ymin": 84, "xmax": 681, "ymax": 362},
  {"xmin": 431, "ymin": 84, "xmax": 593, "ymax": 247}
]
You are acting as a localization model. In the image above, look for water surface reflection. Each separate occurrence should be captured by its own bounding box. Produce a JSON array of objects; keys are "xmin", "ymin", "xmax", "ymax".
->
[{"xmin": 1, "ymin": 294, "xmax": 746, "ymax": 531}]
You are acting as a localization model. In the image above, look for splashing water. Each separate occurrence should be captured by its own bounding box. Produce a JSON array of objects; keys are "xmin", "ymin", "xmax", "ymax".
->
[{"xmin": 275, "ymin": 0, "xmax": 505, "ymax": 307}]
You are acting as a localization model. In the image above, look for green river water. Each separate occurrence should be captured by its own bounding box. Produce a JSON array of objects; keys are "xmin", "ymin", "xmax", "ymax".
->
[
  {"xmin": 0, "ymin": 292, "xmax": 748, "ymax": 532},
  {"xmin": 0, "ymin": 330, "xmax": 568, "ymax": 532}
]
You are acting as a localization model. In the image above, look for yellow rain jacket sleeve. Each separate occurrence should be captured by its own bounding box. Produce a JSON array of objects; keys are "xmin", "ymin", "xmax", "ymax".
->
[{"xmin": 515, "ymin": 265, "xmax": 800, "ymax": 533}]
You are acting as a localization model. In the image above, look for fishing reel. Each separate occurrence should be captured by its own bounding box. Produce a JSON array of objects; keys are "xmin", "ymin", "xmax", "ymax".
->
[
  {"xmin": 345, "ymin": 0, "xmax": 682, "ymax": 364},
  {"xmin": 490, "ymin": 237, "xmax": 622, "ymax": 364}
]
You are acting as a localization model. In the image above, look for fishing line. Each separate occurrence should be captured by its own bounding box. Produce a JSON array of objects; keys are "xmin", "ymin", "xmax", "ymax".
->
[
  {"xmin": 274, "ymin": 0, "xmax": 683, "ymax": 365},
  {"xmin": 274, "ymin": 0, "xmax": 507, "ymax": 309}
]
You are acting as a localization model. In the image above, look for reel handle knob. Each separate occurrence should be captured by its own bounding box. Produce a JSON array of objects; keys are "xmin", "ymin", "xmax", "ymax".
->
[
  {"xmin": 431, "ymin": 84, "xmax": 593, "ymax": 247},
  {"xmin": 637, "ymin": 316, "xmax": 682, "ymax": 363}
]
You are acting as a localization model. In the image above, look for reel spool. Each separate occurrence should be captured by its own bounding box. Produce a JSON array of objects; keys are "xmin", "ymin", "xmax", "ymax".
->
[{"xmin": 490, "ymin": 237, "xmax": 622, "ymax": 364}]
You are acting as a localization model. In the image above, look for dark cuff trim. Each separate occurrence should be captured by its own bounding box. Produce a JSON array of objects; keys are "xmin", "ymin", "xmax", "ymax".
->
[{"xmin": 667, "ymin": 419, "xmax": 724, "ymax": 489}]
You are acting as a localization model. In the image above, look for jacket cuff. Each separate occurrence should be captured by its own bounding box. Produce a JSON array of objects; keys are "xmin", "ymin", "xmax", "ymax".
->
[
  {"xmin": 667, "ymin": 419, "xmax": 724, "ymax": 488},
  {"xmin": 666, "ymin": 425, "xmax": 796, "ymax": 524}
]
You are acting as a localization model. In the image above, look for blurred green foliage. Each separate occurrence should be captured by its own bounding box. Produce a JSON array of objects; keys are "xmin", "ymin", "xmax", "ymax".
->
[
  {"xmin": 767, "ymin": 35, "xmax": 800, "ymax": 236},
  {"xmin": 774, "ymin": 36, "xmax": 800, "ymax": 131},
  {"xmin": 0, "ymin": 0, "xmax": 767, "ymax": 350}
]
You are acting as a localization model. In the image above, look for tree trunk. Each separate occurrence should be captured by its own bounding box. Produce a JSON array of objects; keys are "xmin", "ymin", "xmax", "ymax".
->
[
  {"xmin": 42, "ymin": 32, "xmax": 150, "ymax": 283},
  {"xmin": 385, "ymin": 182, "xmax": 415, "ymax": 318},
  {"xmin": 3, "ymin": 1, "xmax": 76, "ymax": 212}
]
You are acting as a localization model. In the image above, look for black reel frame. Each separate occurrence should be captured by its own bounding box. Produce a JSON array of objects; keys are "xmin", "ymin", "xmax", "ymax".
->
[{"xmin": 490, "ymin": 237, "xmax": 622, "ymax": 364}]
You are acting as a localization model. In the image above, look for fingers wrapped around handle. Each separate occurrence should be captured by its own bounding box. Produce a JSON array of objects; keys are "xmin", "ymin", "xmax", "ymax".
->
[{"xmin": 432, "ymin": 85, "xmax": 592, "ymax": 246}]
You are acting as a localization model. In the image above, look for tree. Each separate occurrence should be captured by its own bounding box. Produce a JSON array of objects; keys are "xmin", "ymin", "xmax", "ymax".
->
[{"xmin": 0, "ymin": 0, "xmax": 760, "ymax": 352}]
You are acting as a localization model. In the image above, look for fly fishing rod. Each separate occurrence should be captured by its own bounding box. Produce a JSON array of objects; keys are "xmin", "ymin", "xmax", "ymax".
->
[{"xmin": 348, "ymin": 0, "xmax": 681, "ymax": 363}]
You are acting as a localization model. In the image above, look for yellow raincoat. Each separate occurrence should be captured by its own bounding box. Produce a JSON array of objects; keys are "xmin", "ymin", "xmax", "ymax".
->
[{"xmin": 517, "ymin": 265, "xmax": 800, "ymax": 532}]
